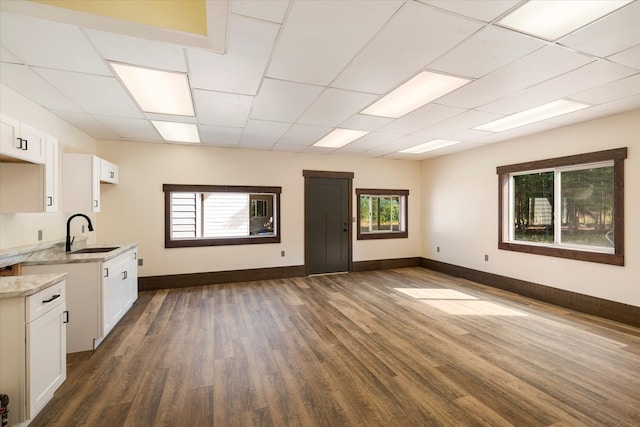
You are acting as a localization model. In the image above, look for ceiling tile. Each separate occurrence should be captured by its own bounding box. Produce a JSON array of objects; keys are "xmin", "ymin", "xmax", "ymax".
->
[
  {"xmin": 559, "ymin": 1, "xmax": 640, "ymax": 57},
  {"xmin": 411, "ymin": 109, "xmax": 503, "ymax": 139},
  {"xmin": 199, "ymin": 125, "xmax": 243, "ymax": 147},
  {"xmin": 297, "ymin": 88, "xmax": 378, "ymax": 127},
  {"xmin": 438, "ymin": 45, "xmax": 594, "ymax": 109},
  {"xmin": 35, "ymin": 68, "xmax": 143, "ymax": 117},
  {"xmin": 84, "ymin": 29, "xmax": 187, "ymax": 72},
  {"xmin": 379, "ymin": 104, "xmax": 466, "ymax": 135},
  {"xmin": 428, "ymin": 26, "xmax": 545, "ymax": 78},
  {"xmin": 608, "ymin": 45, "xmax": 640, "ymax": 70},
  {"xmin": 339, "ymin": 114, "xmax": 395, "ymax": 131},
  {"xmin": 0, "ymin": 12, "xmax": 110, "ymax": 75},
  {"xmin": 273, "ymin": 123, "xmax": 331, "ymax": 150},
  {"xmin": 250, "ymin": 78, "xmax": 323, "ymax": 122},
  {"xmin": 568, "ymin": 74, "xmax": 640, "ymax": 105},
  {"xmin": 193, "ymin": 89, "xmax": 253, "ymax": 127},
  {"xmin": 230, "ymin": 0, "xmax": 290, "ymax": 23},
  {"xmin": 419, "ymin": 0, "xmax": 520, "ymax": 22},
  {"xmin": 0, "ymin": 46, "xmax": 21, "ymax": 63},
  {"xmin": 334, "ymin": 132, "xmax": 401, "ymax": 153},
  {"xmin": 95, "ymin": 116, "xmax": 163, "ymax": 141},
  {"xmin": 187, "ymin": 15, "xmax": 279, "ymax": 95},
  {"xmin": 0, "ymin": 63, "xmax": 82, "ymax": 112},
  {"xmin": 52, "ymin": 111, "xmax": 119, "ymax": 140},
  {"xmin": 239, "ymin": 119, "xmax": 291, "ymax": 146},
  {"xmin": 332, "ymin": 2, "xmax": 483, "ymax": 94},
  {"xmin": 267, "ymin": 1, "xmax": 401, "ymax": 86},
  {"xmin": 479, "ymin": 60, "xmax": 639, "ymax": 114}
]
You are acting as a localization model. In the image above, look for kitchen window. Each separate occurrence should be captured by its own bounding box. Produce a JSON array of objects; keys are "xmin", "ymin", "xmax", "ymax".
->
[
  {"xmin": 497, "ymin": 148, "xmax": 626, "ymax": 265},
  {"xmin": 356, "ymin": 189, "xmax": 408, "ymax": 240},
  {"xmin": 163, "ymin": 184, "xmax": 281, "ymax": 247}
]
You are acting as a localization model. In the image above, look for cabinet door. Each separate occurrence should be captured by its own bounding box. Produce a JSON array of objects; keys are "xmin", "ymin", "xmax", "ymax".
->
[
  {"xmin": 44, "ymin": 135, "xmax": 59, "ymax": 212},
  {"xmin": 26, "ymin": 302, "xmax": 67, "ymax": 420},
  {"xmin": 0, "ymin": 114, "xmax": 21, "ymax": 159},
  {"xmin": 100, "ymin": 158, "xmax": 119, "ymax": 184},
  {"xmin": 19, "ymin": 123, "xmax": 46, "ymax": 164}
]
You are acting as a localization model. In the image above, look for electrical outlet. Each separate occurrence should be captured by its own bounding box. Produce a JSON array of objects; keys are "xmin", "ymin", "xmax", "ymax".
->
[
  {"xmin": 38, "ymin": 230, "xmax": 43, "ymax": 241},
  {"xmin": 281, "ymin": 250, "xmax": 285, "ymax": 257},
  {"xmin": 484, "ymin": 254, "xmax": 489, "ymax": 262},
  {"xmin": 437, "ymin": 246, "xmax": 440, "ymax": 253},
  {"xmin": 82, "ymin": 225, "xmax": 85, "ymax": 233},
  {"xmin": 138, "ymin": 258, "xmax": 144, "ymax": 266}
]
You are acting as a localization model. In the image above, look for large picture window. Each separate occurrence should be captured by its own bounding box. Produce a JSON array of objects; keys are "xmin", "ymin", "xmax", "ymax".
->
[
  {"xmin": 164, "ymin": 184, "xmax": 281, "ymax": 247},
  {"xmin": 356, "ymin": 189, "xmax": 408, "ymax": 240},
  {"xmin": 497, "ymin": 148, "xmax": 626, "ymax": 265}
]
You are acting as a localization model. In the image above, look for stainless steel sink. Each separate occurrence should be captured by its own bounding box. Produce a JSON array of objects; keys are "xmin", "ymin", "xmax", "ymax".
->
[{"xmin": 70, "ymin": 246, "xmax": 119, "ymax": 254}]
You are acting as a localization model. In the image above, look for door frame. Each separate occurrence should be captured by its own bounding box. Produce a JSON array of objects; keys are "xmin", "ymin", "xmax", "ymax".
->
[{"xmin": 303, "ymin": 170, "xmax": 354, "ymax": 276}]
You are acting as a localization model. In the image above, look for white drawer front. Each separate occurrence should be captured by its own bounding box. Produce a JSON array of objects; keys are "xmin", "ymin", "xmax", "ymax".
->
[{"xmin": 27, "ymin": 281, "xmax": 66, "ymax": 322}]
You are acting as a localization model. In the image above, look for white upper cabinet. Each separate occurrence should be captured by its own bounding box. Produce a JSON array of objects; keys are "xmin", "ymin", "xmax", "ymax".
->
[
  {"xmin": 0, "ymin": 114, "xmax": 46, "ymax": 164},
  {"xmin": 0, "ymin": 129, "xmax": 59, "ymax": 213},
  {"xmin": 100, "ymin": 158, "xmax": 119, "ymax": 184},
  {"xmin": 63, "ymin": 153, "xmax": 101, "ymax": 212}
]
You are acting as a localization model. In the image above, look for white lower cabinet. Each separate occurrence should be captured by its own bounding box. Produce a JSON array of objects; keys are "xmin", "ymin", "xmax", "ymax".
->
[
  {"xmin": 23, "ymin": 247, "xmax": 138, "ymax": 353},
  {"xmin": 0, "ymin": 280, "xmax": 67, "ymax": 426}
]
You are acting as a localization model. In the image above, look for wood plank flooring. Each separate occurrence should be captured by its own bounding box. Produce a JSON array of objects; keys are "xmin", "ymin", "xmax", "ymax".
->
[{"xmin": 30, "ymin": 268, "xmax": 640, "ymax": 426}]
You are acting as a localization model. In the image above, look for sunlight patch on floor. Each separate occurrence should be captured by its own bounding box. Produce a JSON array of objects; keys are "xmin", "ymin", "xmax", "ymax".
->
[{"xmin": 394, "ymin": 288, "xmax": 528, "ymax": 316}]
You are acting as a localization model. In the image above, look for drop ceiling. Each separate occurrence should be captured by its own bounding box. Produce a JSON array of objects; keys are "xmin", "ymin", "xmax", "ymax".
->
[{"xmin": 0, "ymin": 0, "xmax": 638, "ymax": 160}]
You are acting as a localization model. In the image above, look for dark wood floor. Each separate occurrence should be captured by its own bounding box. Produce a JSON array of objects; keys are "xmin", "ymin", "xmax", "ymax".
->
[{"xmin": 31, "ymin": 267, "xmax": 640, "ymax": 426}]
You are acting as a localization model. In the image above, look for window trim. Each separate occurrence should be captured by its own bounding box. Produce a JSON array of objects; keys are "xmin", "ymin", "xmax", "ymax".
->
[
  {"xmin": 163, "ymin": 184, "xmax": 281, "ymax": 248},
  {"xmin": 497, "ymin": 148, "xmax": 626, "ymax": 266},
  {"xmin": 356, "ymin": 188, "xmax": 409, "ymax": 240}
]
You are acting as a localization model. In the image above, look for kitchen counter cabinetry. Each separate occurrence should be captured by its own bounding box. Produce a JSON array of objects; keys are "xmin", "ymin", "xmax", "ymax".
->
[
  {"xmin": 0, "ymin": 114, "xmax": 45, "ymax": 164},
  {"xmin": 0, "ymin": 134, "xmax": 59, "ymax": 213},
  {"xmin": 23, "ymin": 246, "xmax": 138, "ymax": 352},
  {"xmin": 0, "ymin": 277, "xmax": 67, "ymax": 427}
]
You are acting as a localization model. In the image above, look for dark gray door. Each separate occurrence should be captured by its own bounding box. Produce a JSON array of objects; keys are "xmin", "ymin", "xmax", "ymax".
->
[{"xmin": 307, "ymin": 177, "xmax": 350, "ymax": 274}]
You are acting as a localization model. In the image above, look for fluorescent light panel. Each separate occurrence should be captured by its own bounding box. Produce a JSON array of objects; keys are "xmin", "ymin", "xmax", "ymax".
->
[
  {"xmin": 498, "ymin": 1, "xmax": 632, "ymax": 41},
  {"xmin": 474, "ymin": 100, "xmax": 590, "ymax": 132},
  {"xmin": 152, "ymin": 120, "xmax": 200, "ymax": 143},
  {"xmin": 361, "ymin": 71, "xmax": 471, "ymax": 119},
  {"xmin": 400, "ymin": 139, "xmax": 461, "ymax": 154},
  {"xmin": 111, "ymin": 62, "xmax": 195, "ymax": 116},
  {"xmin": 313, "ymin": 128, "xmax": 369, "ymax": 148}
]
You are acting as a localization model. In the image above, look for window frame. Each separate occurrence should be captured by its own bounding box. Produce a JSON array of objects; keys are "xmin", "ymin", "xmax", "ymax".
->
[
  {"xmin": 356, "ymin": 188, "xmax": 409, "ymax": 240},
  {"xmin": 163, "ymin": 184, "xmax": 281, "ymax": 248},
  {"xmin": 497, "ymin": 148, "xmax": 626, "ymax": 266}
]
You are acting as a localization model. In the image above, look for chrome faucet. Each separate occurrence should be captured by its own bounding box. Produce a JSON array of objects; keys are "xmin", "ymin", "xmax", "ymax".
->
[{"xmin": 66, "ymin": 213, "xmax": 94, "ymax": 252}]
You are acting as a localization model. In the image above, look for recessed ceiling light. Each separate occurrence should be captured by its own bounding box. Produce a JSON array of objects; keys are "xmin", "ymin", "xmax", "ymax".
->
[
  {"xmin": 400, "ymin": 139, "xmax": 461, "ymax": 154},
  {"xmin": 498, "ymin": 1, "xmax": 632, "ymax": 41},
  {"xmin": 313, "ymin": 128, "xmax": 369, "ymax": 148},
  {"xmin": 474, "ymin": 100, "xmax": 590, "ymax": 132},
  {"xmin": 152, "ymin": 121, "xmax": 200, "ymax": 143},
  {"xmin": 111, "ymin": 62, "xmax": 195, "ymax": 116},
  {"xmin": 361, "ymin": 71, "xmax": 471, "ymax": 119}
]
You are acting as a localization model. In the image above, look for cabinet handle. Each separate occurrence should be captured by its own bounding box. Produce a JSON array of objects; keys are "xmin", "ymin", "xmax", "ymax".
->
[
  {"xmin": 94, "ymin": 200, "xmax": 99, "ymax": 208},
  {"xmin": 63, "ymin": 310, "xmax": 70, "ymax": 324},
  {"xmin": 47, "ymin": 196, "xmax": 53, "ymax": 206},
  {"xmin": 104, "ymin": 267, "xmax": 109, "ymax": 277},
  {"xmin": 110, "ymin": 171, "xmax": 114, "ymax": 178},
  {"xmin": 22, "ymin": 138, "xmax": 28, "ymax": 151},
  {"xmin": 122, "ymin": 271, "xmax": 128, "ymax": 280},
  {"xmin": 42, "ymin": 294, "xmax": 61, "ymax": 303},
  {"xmin": 16, "ymin": 137, "xmax": 23, "ymax": 149}
]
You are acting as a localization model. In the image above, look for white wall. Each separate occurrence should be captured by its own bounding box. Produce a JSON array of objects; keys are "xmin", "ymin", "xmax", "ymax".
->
[
  {"xmin": 96, "ymin": 139, "xmax": 422, "ymax": 277},
  {"xmin": 421, "ymin": 110, "xmax": 640, "ymax": 307},
  {"xmin": 0, "ymin": 84, "xmax": 97, "ymax": 249}
]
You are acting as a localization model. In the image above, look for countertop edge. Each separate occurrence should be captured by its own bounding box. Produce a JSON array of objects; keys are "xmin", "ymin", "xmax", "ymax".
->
[
  {"xmin": 21, "ymin": 243, "xmax": 139, "ymax": 265},
  {"xmin": 0, "ymin": 272, "xmax": 68, "ymax": 299}
]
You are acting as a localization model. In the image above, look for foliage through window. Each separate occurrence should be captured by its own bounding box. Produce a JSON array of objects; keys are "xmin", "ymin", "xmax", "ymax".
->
[
  {"xmin": 356, "ymin": 189, "xmax": 408, "ymax": 240},
  {"xmin": 164, "ymin": 184, "xmax": 281, "ymax": 247},
  {"xmin": 497, "ymin": 148, "xmax": 626, "ymax": 265}
]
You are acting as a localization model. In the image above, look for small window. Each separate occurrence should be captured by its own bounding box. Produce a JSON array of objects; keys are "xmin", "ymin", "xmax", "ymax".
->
[
  {"xmin": 497, "ymin": 148, "xmax": 626, "ymax": 265},
  {"xmin": 356, "ymin": 189, "xmax": 408, "ymax": 240},
  {"xmin": 164, "ymin": 184, "xmax": 281, "ymax": 247}
]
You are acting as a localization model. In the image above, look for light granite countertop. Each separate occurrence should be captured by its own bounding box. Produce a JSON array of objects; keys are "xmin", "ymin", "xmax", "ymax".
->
[{"xmin": 0, "ymin": 272, "xmax": 67, "ymax": 299}]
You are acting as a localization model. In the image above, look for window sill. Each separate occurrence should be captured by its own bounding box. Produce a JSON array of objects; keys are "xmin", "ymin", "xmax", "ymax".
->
[
  {"xmin": 498, "ymin": 241, "xmax": 623, "ymax": 266},
  {"xmin": 357, "ymin": 231, "xmax": 408, "ymax": 240}
]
